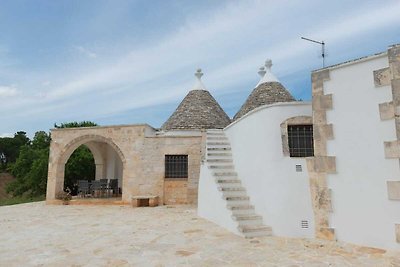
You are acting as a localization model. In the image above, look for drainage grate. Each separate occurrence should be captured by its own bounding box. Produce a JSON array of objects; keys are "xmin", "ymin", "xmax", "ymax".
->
[
  {"xmin": 301, "ymin": 220, "xmax": 309, "ymax": 229},
  {"xmin": 295, "ymin": 164, "xmax": 302, "ymax": 172}
]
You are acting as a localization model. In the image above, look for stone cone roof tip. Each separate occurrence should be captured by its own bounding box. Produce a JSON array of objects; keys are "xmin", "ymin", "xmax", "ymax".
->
[
  {"xmin": 233, "ymin": 59, "xmax": 296, "ymax": 121},
  {"xmin": 162, "ymin": 69, "xmax": 231, "ymax": 131}
]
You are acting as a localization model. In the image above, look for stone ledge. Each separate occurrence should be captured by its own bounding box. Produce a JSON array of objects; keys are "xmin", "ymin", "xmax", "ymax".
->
[
  {"xmin": 396, "ymin": 224, "xmax": 400, "ymax": 243},
  {"xmin": 313, "ymin": 124, "xmax": 334, "ymax": 141},
  {"xmin": 313, "ymin": 94, "xmax": 333, "ymax": 110},
  {"xmin": 387, "ymin": 181, "xmax": 400, "ymax": 200},
  {"xmin": 313, "ymin": 110, "xmax": 327, "ymax": 125},
  {"xmin": 374, "ymin": 67, "xmax": 391, "ymax": 87},
  {"xmin": 307, "ymin": 156, "xmax": 336, "ymax": 173},
  {"xmin": 317, "ymin": 227, "xmax": 335, "ymax": 241},
  {"xmin": 311, "ymin": 70, "xmax": 330, "ymax": 95},
  {"xmin": 379, "ymin": 101, "xmax": 395, "ymax": 120},
  {"xmin": 384, "ymin": 140, "xmax": 400, "ymax": 158}
]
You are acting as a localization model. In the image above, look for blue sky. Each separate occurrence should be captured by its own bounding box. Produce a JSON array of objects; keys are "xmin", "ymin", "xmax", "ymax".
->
[{"xmin": 0, "ymin": 0, "xmax": 400, "ymax": 137}]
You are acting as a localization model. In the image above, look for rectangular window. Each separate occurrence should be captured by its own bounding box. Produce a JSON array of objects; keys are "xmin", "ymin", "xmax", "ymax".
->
[
  {"xmin": 288, "ymin": 125, "xmax": 314, "ymax": 157},
  {"xmin": 165, "ymin": 155, "xmax": 188, "ymax": 178}
]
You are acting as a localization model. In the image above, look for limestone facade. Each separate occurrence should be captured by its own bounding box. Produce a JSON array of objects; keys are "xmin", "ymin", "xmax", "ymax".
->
[
  {"xmin": 46, "ymin": 124, "xmax": 203, "ymax": 205},
  {"xmin": 306, "ymin": 69, "xmax": 336, "ymax": 240}
]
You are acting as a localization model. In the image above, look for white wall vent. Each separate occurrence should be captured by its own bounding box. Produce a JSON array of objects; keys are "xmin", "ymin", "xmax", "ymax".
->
[
  {"xmin": 295, "ymin": 164, "xmax": 302, "ymax": 172},
  {"xmin": 301, "ymin": 220, "xmax": 309, "ymax": 229}
]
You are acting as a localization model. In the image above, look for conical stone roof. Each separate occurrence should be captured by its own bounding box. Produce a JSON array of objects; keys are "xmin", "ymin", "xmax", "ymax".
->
[
  {"xmin": 233, "ymin": 60, "xmax": 295, "ymax": 121},
  {"xmin": 162, "ymin": 69, "xmax": 231, "ymax": 131}
]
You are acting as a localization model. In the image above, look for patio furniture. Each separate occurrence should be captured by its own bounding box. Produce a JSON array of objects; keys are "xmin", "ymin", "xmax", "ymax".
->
[
  {"xmin": 131, "ymin": 195, "xmax": 159, "ymax": 207},
  {"xmin": 100, "ymin": 179, "xmax": 109, "ymax": 197},
  {"xmin": 77, "ymin": 180, "xmax": 90, "ymax": 198},
  {"xmin": 109, "ymin": 179, "xmax": 118, "ymax": 197},
  {"xmin": 91, "ymin": 180, "xmax": 102, "ymax": 198}
]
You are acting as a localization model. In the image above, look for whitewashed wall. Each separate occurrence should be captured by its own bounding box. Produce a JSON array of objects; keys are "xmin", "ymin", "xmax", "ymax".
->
[
  {"xmin": 224, "ymin": 102, "xmax": 315, "ymax": 238},
  {"xmin": 106, "ymin": 145, "xmax": 123, "ymax": 187},
  {"xmin": 323, "ymin": 55, "xmax": 400, "ymax": 250},
  {"xmin": 198, "ymin": 164, "xmax": 241, "ymax": 235}
]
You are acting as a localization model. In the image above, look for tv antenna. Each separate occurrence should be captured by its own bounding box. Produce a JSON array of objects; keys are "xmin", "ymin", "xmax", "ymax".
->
[{"xmin": 301, "ymin": 37, "xmax": 325, "ymax": 67}]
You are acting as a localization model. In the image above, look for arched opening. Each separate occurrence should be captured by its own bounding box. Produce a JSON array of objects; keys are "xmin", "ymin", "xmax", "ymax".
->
[
  {"xmin": 64, "ymin": 145, "xmax": 96, "ymax": 195},
  {"xmin": 58, "ymin": 137, "xmax": 125, "ymax": 200}
]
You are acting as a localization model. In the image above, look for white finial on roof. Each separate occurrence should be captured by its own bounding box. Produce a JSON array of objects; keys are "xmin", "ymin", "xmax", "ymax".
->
[
  {"xmin": 258, "ymin": 66, "xmax": 266, "ymax": 77},
  {"xmin": 192, "ymin": 68, "xmax": 207, "ymax": 90},
  {"xmin": 265, "ymin": 59, "xmax": 273, "ymax": 69},
  {"xmin": 256, "ymin": 59, "xmax": 279, "ymax": 87}
]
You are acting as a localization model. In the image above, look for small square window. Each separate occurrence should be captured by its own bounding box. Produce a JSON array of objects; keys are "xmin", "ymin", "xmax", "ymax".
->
[
  {"xmin": 288, "ymin": 125, "xmax": 314, "ymax": 157},
  {"xmin": 165, "ymin": 155, "xmax": 188, "ymax": 178}
]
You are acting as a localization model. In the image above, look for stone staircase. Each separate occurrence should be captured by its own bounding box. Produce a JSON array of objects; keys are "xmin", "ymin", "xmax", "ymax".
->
[{"xmin": 206, "ymin": 129, "xmax": 272, "ymax": 238}]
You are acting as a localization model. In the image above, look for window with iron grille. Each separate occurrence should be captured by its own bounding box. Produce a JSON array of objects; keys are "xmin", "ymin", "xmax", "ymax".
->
[
  {"xmin": 288, "ymin": 125, "xmax": 314, "ymax": 157},
  {"xmin": 165, "ymin": 155, "xmax": 188, "ymax": 178}
]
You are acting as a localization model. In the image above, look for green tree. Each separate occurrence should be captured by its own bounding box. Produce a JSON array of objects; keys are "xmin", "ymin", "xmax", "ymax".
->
[
  {"xmin": 54, "ymin": 121, "xmax": 97, "ymax": 194},
  {"xmin": 6, "ymin": 121, "xmax": 98, "ymax": 197},
  {"xmin": 6, "ymin": 132, "xmax": 49, "ymax": 197},
  {"xmin": 64, "ymin": 145, "xmax": 96, "ymax": 194},
  {"xmin": 54, "ymin": 121, "xmax": 98, "ymax": 128},
  {"xmin": 0, "ymin": 131, "xmax": 30, "ymax": 170}
]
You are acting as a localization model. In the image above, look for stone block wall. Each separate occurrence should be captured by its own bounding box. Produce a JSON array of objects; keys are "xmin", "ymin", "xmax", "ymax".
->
[
  {"xmin": 46, "ymin": 124, "xmax": 203, "ymax": 205},
  {"xmin": 307, "ymin": 69, "xmax": 336, "ymax": 240}
]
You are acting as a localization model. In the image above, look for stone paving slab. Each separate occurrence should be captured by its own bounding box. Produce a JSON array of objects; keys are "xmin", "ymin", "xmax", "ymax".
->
[{"xmin": 0, "ymin": 202, "xmax": 399, "ymax": 266}]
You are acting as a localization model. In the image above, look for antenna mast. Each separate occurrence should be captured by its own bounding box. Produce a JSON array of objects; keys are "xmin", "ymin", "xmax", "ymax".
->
[{"xmin": 301, "ymin": 37, "xmax": 325, "ymax": 67}]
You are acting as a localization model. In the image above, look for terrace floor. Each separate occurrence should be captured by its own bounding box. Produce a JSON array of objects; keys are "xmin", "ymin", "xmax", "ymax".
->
[{"xmin": 1, "ymin": 202, "xmax": 399, "ymax": 266}]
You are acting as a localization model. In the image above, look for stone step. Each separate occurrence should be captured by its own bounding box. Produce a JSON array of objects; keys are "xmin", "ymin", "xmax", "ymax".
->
[
  {"xmin": 238, "ymin": 225, "xmax": 272, "ymax": 238},
  {"xmin": 213, "ymin": 171, "xmax": 237, "ymax": 177},
  {"xmin": 216, "ymin": 178, "xmax": 240, "ymax": 184},
  {"xmin": 223, "ymin": 196, "xmax": 249, "ymax": 201},
  {"xmin": 227, "ymin": 204, "xmax": 254, "ymax": 210},
  {"xmin": 208, "ymin": 165, "xmax": 235, "ymax": 169},
  {"xmin": 233, "ymin": 215, "xmax": 263, "ymax": 226},
  {"xmin": 216, "ymin": 181, "xmax": 241, "ymax": 189},
  {"xmin": 227, "ymin": 204, "xmax": 255, "ymax": 215},
  {"xmin": 207, "ymin": 147, "xmax": 231, "ymax": 151},
  {"xmin": 218, "ymin": 186, "xmax": 245, "ymax": 192},
  {"xmin": 207, "ymin": 136, "xmax": 228, "ymax": 141},
  {"xmin": 207, "ymin": 159, "xmax": 233, "ymax": 163},
  {"xmin": 207, "ymin": 142, "xmax": 230, "ymax": 146},
  {"xmin": 207, "ymin": 134, "xmax": 225, "ymax": 137},
  {"xmin": 222, "ymin": 191, "xmax": 247, "ymax": 198},
  {"xmin": 207, "ymin": 152, "xmax": 232, "ymax": 157}
]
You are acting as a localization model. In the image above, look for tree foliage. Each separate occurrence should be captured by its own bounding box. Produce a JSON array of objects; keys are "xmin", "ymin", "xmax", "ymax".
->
[
  {"xmin": 64, "ymin": 145, "xmax": 95, "ymax": 195},
  {"xmin": 5, "ymin": 121, "xmax": 97, "ymax": 197},
  {"xmin": 6, "ymin": 132, "xmax": 50, "ymax": 196},
  {"xmin": 54, "ymin": 121, "xmax": 98, "ymax": 129},
  {"xmin": 0, "ymin": 131, "xmax": 30, "ymax": 170}
]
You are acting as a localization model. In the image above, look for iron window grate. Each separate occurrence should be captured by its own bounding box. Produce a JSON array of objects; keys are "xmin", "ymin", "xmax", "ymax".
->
[
  {"xmin": 165, "ymin": 155, "xmax": 188, "ymax": 178},
  {"xmin": 288, "ymin": 125, "xmax": 314, "ymax": 157}
]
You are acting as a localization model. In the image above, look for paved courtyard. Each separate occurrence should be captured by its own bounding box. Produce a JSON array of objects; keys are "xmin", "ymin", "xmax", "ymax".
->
[{"xmin": 1, "ymin": 202, "xmax": 400, "ymax": 267}]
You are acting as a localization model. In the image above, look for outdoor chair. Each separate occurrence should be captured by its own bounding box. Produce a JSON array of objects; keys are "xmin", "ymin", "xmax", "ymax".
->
[
  {"xmin": 109, "ymin": 179, "xmax": 118, "ymax": 197},
  {"xmin": 91, "ymin": 180, "xmax": 102, "ymax": 198},
  {"xmin": 100, "ymin": 179, "xmax": 109, "ymax": 197},
  {"xmin": 77, "ymin": 180, "xmax": 89, "ymax": 198}
]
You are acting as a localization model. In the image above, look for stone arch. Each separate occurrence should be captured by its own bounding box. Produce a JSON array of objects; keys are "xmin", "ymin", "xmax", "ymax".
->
[
  {"xmin": 49, "ymin": 134, "xmax": 126, "ymax": 200},
  {"xmin": 280, "ymin": 116, "xmax": 313, "ymax": 157},
  {"xmin": 59, "ymin": 134, "xmax": 126, "ymax": 166}
]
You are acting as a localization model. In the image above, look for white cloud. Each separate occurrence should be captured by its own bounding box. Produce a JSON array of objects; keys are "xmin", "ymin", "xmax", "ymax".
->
[
  {"xmin": 0, "ymin": 133, "xmax": 13, "ymax": 138},
  {"xmin": 0, "ymin": 86, "xmax": 18, "ymax": 97},
  {"xmin": 1, "ymin": 0, "xmax": 400, "ymax": 135},
  {"xmin": 74, "ymin": 45, "xmax": 97, "ymax": 59}
]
